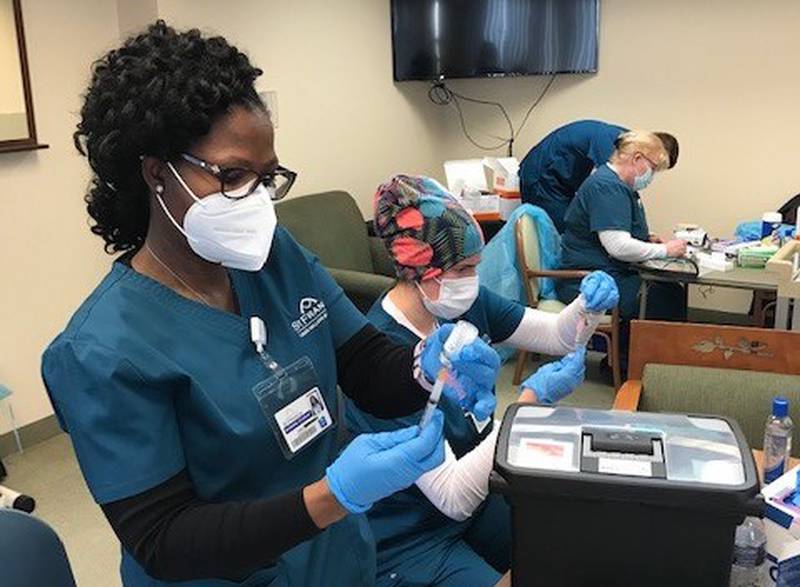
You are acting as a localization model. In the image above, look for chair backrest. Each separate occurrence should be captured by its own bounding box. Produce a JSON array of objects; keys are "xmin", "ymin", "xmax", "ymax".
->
[
  {"xmin": 0, "ymin": 509, "xmax": 77, "ymax": 587},
  {"xmin": 629, "ymin": 320, "xmax": 800, "ymax": 455},
  {"xmin": 638, "ymin": 364, "xmax": 800, "ymax": 456},
  {"xmin": 515, "ymin": 214, "xmax": 542, "ymax": 304},
  {"xmin": 275, "ymin": 191, "xmax": 374, "ymax": 273},
  {"xmin": 628, "ymin": 320, "xmax": 800, "ymax": 380}
]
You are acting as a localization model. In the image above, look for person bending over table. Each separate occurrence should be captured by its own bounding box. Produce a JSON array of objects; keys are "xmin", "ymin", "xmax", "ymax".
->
[
  {"xmin": 556, "ymin": 130, "xmax": 687, "ymax": 373},
  {"xmin": 519, "ymin": 119, "xmax": 679, "ymax": 232}
]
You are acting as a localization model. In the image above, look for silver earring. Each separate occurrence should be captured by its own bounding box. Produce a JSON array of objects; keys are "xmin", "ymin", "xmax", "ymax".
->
[{"xmin": 155, "ymin": 184, "xmax": 164, "ymax": 195}]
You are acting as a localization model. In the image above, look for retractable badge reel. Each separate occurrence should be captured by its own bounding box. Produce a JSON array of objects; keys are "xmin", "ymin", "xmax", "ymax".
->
[{"xmin": 249, "ymin": 317, "xmax": 334, "ymax": 459}]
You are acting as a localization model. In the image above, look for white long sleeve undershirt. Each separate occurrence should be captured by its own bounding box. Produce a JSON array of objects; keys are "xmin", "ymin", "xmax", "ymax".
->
[
  {"xmin": 385, "ymin": 292, "xmax": 606, "ymax": 521},
  {"xmin": 502, "ymin": 298, "xmax": 585, "ymax": 355},
  {"xmin": 598, "ymin": 230, "xmax": 667, "ymax": 263},
  {"xmin": 415, "ymin": 425, "xmax": 500, "ymax": 521}
]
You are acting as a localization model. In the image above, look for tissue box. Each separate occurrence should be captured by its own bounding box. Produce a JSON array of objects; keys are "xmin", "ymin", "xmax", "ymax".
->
[{"xmin": 763, "ymin": 465, "xmax": 800, "ymax": 584}]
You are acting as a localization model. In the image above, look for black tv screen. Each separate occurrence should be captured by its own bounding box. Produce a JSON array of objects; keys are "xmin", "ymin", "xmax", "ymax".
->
[{"xmin": 391, "ymin": 0, "xmax": 599, "ymax": 81}]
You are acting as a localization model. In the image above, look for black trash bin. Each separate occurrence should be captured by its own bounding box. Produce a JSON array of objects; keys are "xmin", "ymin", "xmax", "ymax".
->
[{"xmin": 491, "ymin": 405, "xmax": 762, "ymax": 587}]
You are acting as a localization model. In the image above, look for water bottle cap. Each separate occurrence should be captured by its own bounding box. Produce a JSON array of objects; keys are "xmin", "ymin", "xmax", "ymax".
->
[{"xmin": 773, "ymin": 396, "xmax": 789, "ymax": 418}]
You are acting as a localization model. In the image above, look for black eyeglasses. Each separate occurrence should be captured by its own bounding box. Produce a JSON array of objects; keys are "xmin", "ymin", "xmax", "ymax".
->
[{"xmin": 179, "ymin": 153, "xmax": 297, "ymax": 200}]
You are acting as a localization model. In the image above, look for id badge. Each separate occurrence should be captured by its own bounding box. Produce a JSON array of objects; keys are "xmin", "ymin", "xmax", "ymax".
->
[{"xmin": 252, "ymin": 356, "xmax": 335, "ymax": 459}]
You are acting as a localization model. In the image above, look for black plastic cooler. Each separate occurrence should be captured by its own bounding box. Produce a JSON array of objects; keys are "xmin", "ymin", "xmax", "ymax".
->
[{"xmin": 490, "ymin": 405, "xmax": 761, "ymax": 587}]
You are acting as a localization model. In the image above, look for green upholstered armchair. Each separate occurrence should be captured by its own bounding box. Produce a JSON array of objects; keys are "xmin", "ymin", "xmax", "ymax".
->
[
  {"xmin": 614, "ymin": 320, "xmax": 800, "ymax": 456},
  {"xmin": 275, "ymin": 191, "xmax": 395, "ymax": 313}
]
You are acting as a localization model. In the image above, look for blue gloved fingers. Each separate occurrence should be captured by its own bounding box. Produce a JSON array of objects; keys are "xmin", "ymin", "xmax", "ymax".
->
[
  {"xmin": 560, "ymin": 347, "xmax": 586, "ymax": 371},
  {"xmin": 597, "ymin": 273, "xmax": 618, "ymax": 309},
  {"xmin": 580, "ymin": 272, "xmax": 600, "ymax": 303},
  {"xmin": 595, "ymin": 277, "xmax": 618, "ymax": 310},
  {"xmin": 365, "ymin": 423, "xmax": 421, "ymax": 451},
  {"xmin": 564, "ymin": 345, "xmax": 587, "ymax": 366},
  {"xmin": 415, "ymin": 412, "xmax": 446, "ymax": 471},
  {"xmin": 380, "ymin": 409, "xmax": 444, "ymax": 465},
  {"xmin": 457, "ymin": 340, "xmax": 502, "ymax": 370},
  {"xmin": 448, "ymin": 359, "xmax": 497, "ymax": 390},
  {"xmin": 582, "ymin": 271, "xmax": 618, "ymax": 311},
  {"xmin": 449, "ymin": 343, "xmax": 501, "ymax": 393},
  {"xmin": 521, "ymin": 346, "xmax": 587, "ymax": 404},
  {"xmin": 471, "ymin": 390, "xmax": 497, "ymax": 422},
  {"xmin": 420, "ymin": 323, "xmax": 456, "ymax": 381},
  {"xmin": 586, "ymin": 279, "xmax": 609, "ymax": 310},
  {"xmin": 325, "ymin": 410, "xmax": 446, "ymax": 513},
  {"xmin": 560, "ymin": 348, "xmax": 587, "ymax": 383}
]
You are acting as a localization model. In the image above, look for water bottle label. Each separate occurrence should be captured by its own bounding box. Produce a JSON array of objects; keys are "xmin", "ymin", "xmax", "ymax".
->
[
  {"xmin": 764, "ymin": 432, "xmax": 791, "ymax": 484},
  {"xmin": 765, "ymin": 461, "xmax": 786, "ymax": 484}
]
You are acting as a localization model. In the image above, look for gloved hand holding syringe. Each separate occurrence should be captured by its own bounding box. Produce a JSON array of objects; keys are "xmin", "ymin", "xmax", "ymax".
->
[
  {"xmin": 420, "ymin": 321, "xmax": 488, "ymax": 429},
  {"xmin": 574, "ymin": 271, "xmax": 619, "ymax": 346}
]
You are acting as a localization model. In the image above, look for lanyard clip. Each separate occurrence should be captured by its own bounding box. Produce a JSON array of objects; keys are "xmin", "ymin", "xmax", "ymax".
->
[
  {"xmin": 250, "ymin": 317, "xmax": 267, "ymax": 354},
  {"xmin": 250, "ymin": 316, "xmax": 282, "ymax": 375}
]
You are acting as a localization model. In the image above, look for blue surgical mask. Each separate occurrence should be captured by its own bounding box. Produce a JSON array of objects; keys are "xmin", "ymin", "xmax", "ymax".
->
[{"xmin": 633, "ymin": 165, "xmax": 654, "ymax": 191}]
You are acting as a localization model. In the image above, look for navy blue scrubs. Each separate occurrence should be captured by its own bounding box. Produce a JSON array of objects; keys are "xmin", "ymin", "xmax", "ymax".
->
[{"xmin": 520, "ymin": 120, "xmax": 626, "ymax": 232}]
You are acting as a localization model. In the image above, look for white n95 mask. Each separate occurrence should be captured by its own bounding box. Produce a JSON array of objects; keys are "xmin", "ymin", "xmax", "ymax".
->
[
  {"xmin": 156, "ymin": 162, "xmax": 277, "ymax": 272},
  {"xmin": 420, "ymin": 275, "xmax": 480, "ymax": 319}
]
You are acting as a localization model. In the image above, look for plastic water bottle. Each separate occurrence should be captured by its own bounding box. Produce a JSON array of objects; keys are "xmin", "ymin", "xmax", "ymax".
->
[
  {"xmin": 730, "ymin": 517, "xmax": 768, "ymax": 587},
  {"xmin": 764, "ymin": 397, "xmax": 793, "ymax": 484}
]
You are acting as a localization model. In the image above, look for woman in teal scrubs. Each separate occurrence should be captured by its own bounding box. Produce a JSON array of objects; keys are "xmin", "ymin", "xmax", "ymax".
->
[
  {"xmin": 346, "ymin": 175, "xmax": 619, "ymax": 586},
  {"xmin": 557, "ymin": 130, "xmax": 688, "ymax": 371},
  {"xmin": 41, "ymin": 22, "xmax": 501, "ymax": 586}
]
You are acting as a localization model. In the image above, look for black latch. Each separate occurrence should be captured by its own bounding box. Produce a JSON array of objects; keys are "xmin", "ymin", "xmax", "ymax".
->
[{"xmin": 586, "ymin": 428, "xmax": 658, "ymax": 455}]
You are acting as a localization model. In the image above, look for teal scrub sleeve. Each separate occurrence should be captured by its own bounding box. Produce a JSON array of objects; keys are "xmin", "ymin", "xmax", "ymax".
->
[
  {"xmin": 586, "ymin": 181, "xmax": 634, "ymax": 233},
  {"xmin": 304, "ymin": 250, "xmax": 369, "ymax": 348},
  {"xmin": 42, "ymin": 340, "xmax": 185, "ymax": 504},
  {"xmin": 480, "ymin": 287, "xmax": 526, "ymax": 342}
]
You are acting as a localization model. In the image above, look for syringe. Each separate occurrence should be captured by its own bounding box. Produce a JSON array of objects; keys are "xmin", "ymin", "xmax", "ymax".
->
[
  {"xmin": 574, "ymin": 295, "xmax": 604, "ymax": 347},
  {"xmin": 419, "ymin": 321, "xmax": 480, "ymax": 429}
]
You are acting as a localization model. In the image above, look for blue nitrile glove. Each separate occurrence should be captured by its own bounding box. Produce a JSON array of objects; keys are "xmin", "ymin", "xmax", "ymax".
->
[
  {"xmin": 521, "ymin": 347, "xmax": 586, "ymax": 405},
  {"xmin": 325, "ymin": 410, "xmax": 445, "ymax": 513},
  {"xmin": 421, "ymin": 324, "xmax": 501, "ymax": 421},
  {"xmin": 579, "ymin": 271, "xmax": 619, "ymax": 312}
]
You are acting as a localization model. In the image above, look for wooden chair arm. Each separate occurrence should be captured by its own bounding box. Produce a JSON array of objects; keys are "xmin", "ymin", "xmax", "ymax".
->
[
  {"xmin": 613, "ymin": 380, "xmax": 642, "ymax": 411},
  {"xmin": 529, "ymin": 269, "xmax": 591, "ymax": 280}
]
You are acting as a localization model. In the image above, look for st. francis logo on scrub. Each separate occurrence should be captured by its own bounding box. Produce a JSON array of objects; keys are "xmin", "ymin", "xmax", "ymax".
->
[{"xmin": 291, "ymin": 297, "xmax": 328, "ymax": 338}]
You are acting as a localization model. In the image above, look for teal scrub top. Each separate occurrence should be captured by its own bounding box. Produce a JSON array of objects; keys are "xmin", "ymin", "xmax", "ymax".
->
[
  {"xmin": 42, "ymin": 227, "xmax": 377, "ymax": 587},
  {"xmin": 557, "ymin": 164, "xmax": 650, "ymax": 317},
  {"xmin": 519, "ymin": 120, "xmax": 627, "ymax": 232},
  {"xmin": 345, "ymin": 286, "xmax": 523, "ymax": 575}
]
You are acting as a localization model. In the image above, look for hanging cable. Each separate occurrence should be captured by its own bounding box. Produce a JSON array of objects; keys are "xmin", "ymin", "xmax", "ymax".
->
[
  {"xmin": 428, "ymin": 82, "xmax": 512, "ymax": 152},
  {"xmin": 428, "ymin": 74, "xmax": 558, "ymax": 157},
  {"xmin": 514, "ymin": 73, "xmax": 557, "ymax": 141}
]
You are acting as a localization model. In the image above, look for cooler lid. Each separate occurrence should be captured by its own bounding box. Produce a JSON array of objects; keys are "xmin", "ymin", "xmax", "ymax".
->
[{"xmin": 503, "ymin": 406, "xmax": 747, "ymax": 486}]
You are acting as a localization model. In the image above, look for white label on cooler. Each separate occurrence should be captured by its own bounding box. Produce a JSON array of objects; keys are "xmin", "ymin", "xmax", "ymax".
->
[
  {"xmin": 598, "ymin": 458, "xmax": 653, "ymax": 477},
  {"xmin": 512, "ymin": 438, "xmax": 575, "ymax": 471}
]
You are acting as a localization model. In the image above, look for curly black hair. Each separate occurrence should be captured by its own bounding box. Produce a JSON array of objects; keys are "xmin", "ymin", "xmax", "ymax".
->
[{"xmin": 74, "ymin": 20, "xmax": 264, "ymax": 253}]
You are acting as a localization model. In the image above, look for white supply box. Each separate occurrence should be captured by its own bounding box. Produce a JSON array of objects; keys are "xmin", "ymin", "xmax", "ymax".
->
[{"xmin": 763, "ymin": 465, "xmax": 800, "ymax": 584}]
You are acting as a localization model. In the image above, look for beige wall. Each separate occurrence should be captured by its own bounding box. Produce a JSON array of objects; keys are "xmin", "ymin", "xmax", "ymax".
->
[
  {"xmin": 117, "ymin": 0, "xmax": 157, "ymax": 39},
  {"xmin": 0, "ymin": 0, "xmax": 119, "ymax": 434},
  {"xmin": 3, "ymin": 0, "xmax": 799, "ymax": 433},
  {"xmin": 429, "ymin": 0, "xmax": 800, "ymax": 311},
  {"xmin": 0, "ymin": 0, "xmax": 25, "ymax": 115},
  {"xmin": 157, "ymin": 0, "xmax": 450, "ymax": 217}
]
